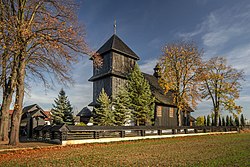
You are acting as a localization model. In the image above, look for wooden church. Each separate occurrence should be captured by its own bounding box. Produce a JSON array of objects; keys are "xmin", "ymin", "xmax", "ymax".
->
[
  {"xmin": 89, "ymin": 34, "xmax": 195, "ymax": 127},
  {"xmin": 89, "ymin": 34, "xmax": 139, "ymax": 105}
]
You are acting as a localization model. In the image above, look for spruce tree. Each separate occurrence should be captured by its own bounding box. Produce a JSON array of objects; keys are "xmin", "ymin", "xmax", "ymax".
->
[
  {"xmin": 218, "ymin": 116, "xmax": 222, "ymax": 126},
  {"xmin": 51, "ymin": 89, "xmax": 74, "ymax": 125},
  {"xmin": 240, "ymin": 114, "xmax": 246, "ymax": 126},
  {"xmin": 207, "ymin": 115, "xmax": 210, "ymax": 126},
  {"xmin": 235, "ymin": 116, "xmax": 239, "ymax": 126},
  {"xmin": 229, "ymin": 116, "xmax": 234, "ymax": 126},
  {"xmin": 211, "ymin": 116, "xmax": 214, "ymax": 126},
  {"xmin": 127, "ymin": 63, "xmax": 155, "ymax": 125},
  {"xmin": 203, "ymin": 116, "xmax": 206, "ymax": 126},
  {"xmin": 222, "ymin": 116, "xmax": 225, "ymax": 126},
  {"xmin": 93, "ymin": 88, "xmax": 114, "ymax": 126},
  {"xmin": 63, "ymin": 100, "xmax": 74, "ymax": 125},
  {"xmin": 113, "ymin": 88, "xmax": 130, "ymax": 126},
  {"xmin": 226, "ymin": 115, "xmax": 230, "ymax": 126}
]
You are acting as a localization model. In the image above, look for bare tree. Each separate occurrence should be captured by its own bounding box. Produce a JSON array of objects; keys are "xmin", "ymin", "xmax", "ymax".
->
[
  {"xmin": 158, "ymin": 41, "xmax": 203, "ymax": 126},
  {"xmin": 0, "ymin": 0, "xmax": 93, "ymax": 145},
  {"xmin": 0, "ymin": 0, "xmax": 19, "ymax": 142},
  {"xmin": 200, "ymin": 56, "xmax": 244, "ymax": 126}
]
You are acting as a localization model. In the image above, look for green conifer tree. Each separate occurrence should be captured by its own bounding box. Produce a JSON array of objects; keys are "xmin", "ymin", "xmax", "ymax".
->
[
  {"xmin": 211, "ymin": 115, "xmax": 214, "ymax": 126},
  {"xmin": 222, "ymin": 116, "xmax": 226, "ymax": 126},
  {"xmin": 93, "ymin": 88, "xmax": 114, "ymax": 126},
  {"xmin": 113, "ymin": 88, "xmax": 130, "ymax": 126},
  {"xmin": 226, "ymin": 115, "xmax": 230, "ymax": 126},
  {"xmin": 204, "ymin": 116, "xmax": 206, "ymax": 126},
  {"xmin": 127, "ymin": 64, "xmax": 155, "ymax": 125},
  {"xmin": 229, "ymin": 116, "xmax": 234, "ymax": 126},
  {"xmin": 207, "ymin": 115, "xmax": 210, "ymax": 126},
  {"xmin": 51, "ymin": 89, "xmax": 74, "ymax": 125},
  {"xmin": 196, "ymin": 116, "xmax": 204, "ymax": 126},
  {"xmin": 218, "ymin": 116, "xmax": 222, "ymax": 126},
  {"xmin": 240, "ymin": 114, "xmax": 246, "ymax": 126},
  {"xmin": 235, "ymin": 116, "xmax": 239, "ymax": 126},
  {"xmin": 63, "ymin": 100, "xmax": 74, "ymax": 125}
]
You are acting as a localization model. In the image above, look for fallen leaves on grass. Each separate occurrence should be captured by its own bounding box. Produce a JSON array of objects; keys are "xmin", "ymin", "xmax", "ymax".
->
[{"xmin": 0, "ymin": 133, "xmax": 249, "ymax": 167}]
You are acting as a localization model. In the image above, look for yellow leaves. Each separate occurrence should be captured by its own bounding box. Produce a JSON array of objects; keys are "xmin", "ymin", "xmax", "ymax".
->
[
  {"xmin": 164, "ymin": 84, "xmax": 170, "ymax": 93},
  {"xmin": 159, "ymin": 41, "xmax": 202, "ymax": 109},
  {"xmin": 92, "ymin": 52, "xmax": 103, "ymax": 68}
]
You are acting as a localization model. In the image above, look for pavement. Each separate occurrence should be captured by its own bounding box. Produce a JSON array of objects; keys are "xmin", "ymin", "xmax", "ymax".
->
[{"xmin": 61, "ymin": 131, "xmax": 238, "ymax": 146}]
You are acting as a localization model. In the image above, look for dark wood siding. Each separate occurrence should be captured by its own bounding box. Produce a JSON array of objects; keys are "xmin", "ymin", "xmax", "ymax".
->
[
  {"xmin": 112, "ymin": 52, "xmax": 136, "ymax": 75},
  {"xmin": 181, "ymin": 111, "xmax": 190, "ymax": 126},
  {"xmin": 155, "ymin": 105, "xmax": 178, "ymax": 126},
  {"xmin": 111, "ymin": 76, "xmax": 127, "ymax": 99},
  {"xmin": 93, "ymin": 77, "xmax": 112, "ymax": 104},
  {"xmin": 91, "ymin": 51, "xmax": 137, "ymax": 104},
  {"xmin": 32, "ymin": 117, "xmax": 46, "ymax": 128},
  {"xmin": 80, "ymin": 116, "xmax": 91, "ymax": 124}
]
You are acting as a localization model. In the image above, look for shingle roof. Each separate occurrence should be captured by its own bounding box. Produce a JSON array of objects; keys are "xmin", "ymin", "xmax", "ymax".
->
[
  {"xmin": 88, "ymin": 101, "xmax": 97, "ymax": 107},
  {"xmin": 50, "ymin": 124, "xmax": 69, "ymax": 132},
  {"xmin": 22, "ymin": 104, "xmax": 48, "ymax": 118},
  {"xmin": 77, "ymin": 107, "xmax": 92, "ymax": 117},
  {"xmin": 143, "ymin": 73, "xmax": 176, "ymax": 106},
  {"xmin": 189, "ymin": 115, "xmax": 196, "ymax": 122},
  {"xmin": 88, "ymin": 70, "xmax": 127, "ymax": 81},
  {"xmin": 23, "ymin": 104, "xmax": 37, "ymax": 113},
  {"xmin": 97, "ymin": 34, "xmax": 139, "ymax": 60},
  {"xmin": 185, "ymin": 106, "xmax": 194, "ymax": 112},
  {"xmin": 143, "ymin": 73, "xmax": 195, "ymax": 112}
]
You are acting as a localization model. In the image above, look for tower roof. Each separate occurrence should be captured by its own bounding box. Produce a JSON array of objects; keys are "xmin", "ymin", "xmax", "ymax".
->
[
  {"xmin": 97, "ymin": 34, "xmax": 140, "ymax": 60},
  {"xmin": 76, "ymin": 107, "xmax": 92, "ymax": 117}
]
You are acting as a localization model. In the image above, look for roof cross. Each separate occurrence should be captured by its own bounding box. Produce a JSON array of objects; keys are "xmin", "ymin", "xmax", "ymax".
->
[{"xmin": 114, "ymin": 19, "xmax": 117, "ymax": 34}]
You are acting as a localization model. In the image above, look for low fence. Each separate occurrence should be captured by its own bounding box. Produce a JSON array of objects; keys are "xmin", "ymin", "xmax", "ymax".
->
[{"xmin": 32, "ymin": 124, "xmax": 244, "ymax": 144}]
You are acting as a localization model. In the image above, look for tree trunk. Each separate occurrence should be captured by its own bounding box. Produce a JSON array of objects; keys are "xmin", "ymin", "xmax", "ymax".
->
[
  {"xmin": 177, "ymin": 107, "xmax": 181, "ymax": 126},
  {"xmin": 9, "ymin": 58, "xmax": 25, "ymax": 145},
  {"xmin": 214, "ymin": 105, "xmax": 219, "ymax": 126},
  {"xmin": 9, "ymin": 110, "xmax": 22, "ymax": 145},
  {"xmin": 214, "ymin": 112, "xmax": 218, "ymax": 126},
  {"xmin": 0, "ymin": 72, "xmax": 17, "ymax": 141},
  {"xmin": 0, "ymin": 97, "xmax": 12, "ymax": 142},
  {"xmin": 9, "ymin": 82, "xmax": 24, "ymax": 145}
]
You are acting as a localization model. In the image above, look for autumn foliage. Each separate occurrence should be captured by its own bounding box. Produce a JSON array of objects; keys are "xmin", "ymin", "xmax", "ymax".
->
[
  {"xmin": 200, "ymin": 57, "xmax": 244, "ymax": 125},
  {"xmin": 0, "ymin": 0, "xmax": 92, "ymax": 145},
  {"xmin": 158, "ymin": 41, "xmax": 203, "ymax": 126}
]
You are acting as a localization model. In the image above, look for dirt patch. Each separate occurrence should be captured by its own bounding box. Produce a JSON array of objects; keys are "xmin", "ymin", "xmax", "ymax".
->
[
  {"xmin": 0, "ymin": 141, "xmax": 57, "ymax": 151},
  {"xmin": 240, "ymin": 129, "xmax": 250, "ymax": 133}
]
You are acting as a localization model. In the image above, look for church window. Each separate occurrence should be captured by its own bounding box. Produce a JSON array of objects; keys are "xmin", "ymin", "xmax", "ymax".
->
[
  {"xmin": 156, "ymin": 106, "xmax": 162, "ymax": 117},
  {"xmin": 169, "ymin": 108, "xmax": 174, "ymax": 118}
]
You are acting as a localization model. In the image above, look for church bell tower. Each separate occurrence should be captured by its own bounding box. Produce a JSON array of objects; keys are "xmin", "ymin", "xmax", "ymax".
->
[{"xmin": 89, "ymin": 34, "xmax": 140, "ymax": 106}]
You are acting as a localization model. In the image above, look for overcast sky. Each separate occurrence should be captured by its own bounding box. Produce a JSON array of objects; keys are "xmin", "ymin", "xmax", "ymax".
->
[{"xmin": 24, "ymin": 0, "xmax": 250, "ymax": 119}]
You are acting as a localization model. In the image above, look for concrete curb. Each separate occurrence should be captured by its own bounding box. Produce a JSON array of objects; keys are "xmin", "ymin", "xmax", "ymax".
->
[{"xmin": 61, "ymin": 131, "xmax": 238, "ymax": 146}]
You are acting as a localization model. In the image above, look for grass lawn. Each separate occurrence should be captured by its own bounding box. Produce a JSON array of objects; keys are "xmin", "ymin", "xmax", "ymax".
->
[{"xmin": 0, "ymin": 132, "xmax": 249, "ymax": 167}]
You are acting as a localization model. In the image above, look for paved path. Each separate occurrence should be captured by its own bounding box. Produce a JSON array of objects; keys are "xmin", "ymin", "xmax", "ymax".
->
[{"xmin": 62, "ymin": 131, "xmax": 238, "ymax": 146}]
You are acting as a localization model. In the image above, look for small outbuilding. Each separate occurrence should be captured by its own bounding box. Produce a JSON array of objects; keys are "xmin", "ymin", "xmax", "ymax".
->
[
  {"xmin": 21, "ymin": 104, "xmax": 48, "ymax": 138},
  {"xmin": 76, "ymin": 107, "xmax": 92, "ymax": 124}
]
